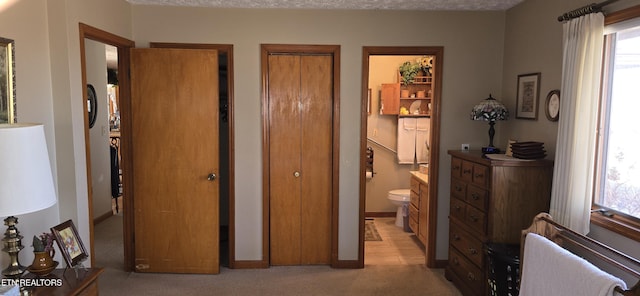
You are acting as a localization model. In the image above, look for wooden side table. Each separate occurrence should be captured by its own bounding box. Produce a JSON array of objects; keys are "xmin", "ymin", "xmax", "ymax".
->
[{"xmin": 27, "ymin": 268, "xmax": 104, "ymax": 296}]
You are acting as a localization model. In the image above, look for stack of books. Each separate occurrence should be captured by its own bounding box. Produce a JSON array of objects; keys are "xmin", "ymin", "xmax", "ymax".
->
[{"xmin": 510, "ymin": 141, "xmax": 546, "ymax": 159}]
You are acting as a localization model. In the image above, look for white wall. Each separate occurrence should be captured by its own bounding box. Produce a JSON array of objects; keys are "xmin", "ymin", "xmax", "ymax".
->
[
  {"xmin": 86, "ymin": 39, "xmax": 112, "ymax": 220},
  {"xmin": 131, "ymin": 6, "xmax": 506, "ymax": 261}
]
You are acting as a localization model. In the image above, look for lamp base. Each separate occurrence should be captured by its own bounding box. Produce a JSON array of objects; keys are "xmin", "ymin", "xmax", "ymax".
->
[
  {"xmin": 482, "ymin": 146, "xmax": 501, "ymax": 154},
  {"xmin": 2, "ymin": 216, "xmax": 26, "ymax": 279}
]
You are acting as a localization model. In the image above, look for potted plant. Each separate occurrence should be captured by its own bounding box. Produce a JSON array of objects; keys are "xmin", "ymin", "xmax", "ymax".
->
[
  {"xmin": 399, "ymin": 61, "xmax": 420, "ymax": 85},
  {"xmin": 31, "ymin": 232, "xmax": 57, "ymax": 273}
]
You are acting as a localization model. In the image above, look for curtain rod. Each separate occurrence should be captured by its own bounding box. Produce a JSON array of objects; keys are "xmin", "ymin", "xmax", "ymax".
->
[{"xmin": 557, "ymin": 0, "xmax": 619, "ymax": 22}]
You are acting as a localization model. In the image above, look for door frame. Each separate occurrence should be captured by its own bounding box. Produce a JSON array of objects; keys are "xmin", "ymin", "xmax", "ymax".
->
[
  {"xmin": 359, "ymin": 46, "xmax": 444, "ymax": 268},
  {"xmin": 261, "ymin": 44, "xmax": 341, "ymax": 267},
  {"xmin": 79, "ymin": 23, "xmax": 135, "ymax": 270},
  {"xmin": 149, "ymin": 42, "xmax": 235, "ymax": 268}
]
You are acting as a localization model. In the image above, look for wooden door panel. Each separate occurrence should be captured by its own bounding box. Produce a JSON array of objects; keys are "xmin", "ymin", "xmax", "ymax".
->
[
  {"xmin": 300, "ymin": 55, "xmax": 332, "ymax": 264},
  {"xmin": 131, "ymin": 48, "xmax": 219, "ymax": 274},
  {"xmin": 268, "ymin": 55, "xmax": 302, "ymax": 265}
]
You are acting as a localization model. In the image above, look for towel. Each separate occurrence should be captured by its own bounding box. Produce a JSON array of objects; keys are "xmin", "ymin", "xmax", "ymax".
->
[
  {"xmin": 415, "ymin": 118, "xmax": 430, "ymax": 164},
  {"xmin": 397, "ymin": 118, "xmax": 416, "ymax": 164},
  {"xmin": 520, "ymin": 233, "xmax": 626, "ymax": 296}
]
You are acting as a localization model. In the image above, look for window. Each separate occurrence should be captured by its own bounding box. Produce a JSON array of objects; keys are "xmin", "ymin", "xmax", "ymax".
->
[{"xmin": 592, "ymin": 6, "xmax": 640, "ymax": 240}]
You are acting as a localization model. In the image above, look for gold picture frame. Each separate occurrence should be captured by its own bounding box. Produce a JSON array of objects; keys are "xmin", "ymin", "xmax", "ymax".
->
[
  {"xmin": 0, "ymin": 37, "xmax": 16, "ymax": 124},
  {"xmin": 51, "ymin": 220, "xmax": 89, "ymax": 268}
]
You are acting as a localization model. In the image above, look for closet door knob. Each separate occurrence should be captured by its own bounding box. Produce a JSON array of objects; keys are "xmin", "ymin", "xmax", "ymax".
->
[
  {"xmin": 294, "ymin": 171, "xmax": 300, "ymax": 178},
  {"xmin": 207, "ymin": 173, "xmax": 217, "ymax": 181}
]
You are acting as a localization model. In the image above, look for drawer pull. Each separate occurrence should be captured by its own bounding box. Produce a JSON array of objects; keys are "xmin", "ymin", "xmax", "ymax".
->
[
  {"xmin": 455, "ymin": 185, "xmax": 462, "ymax": 191},
  {"xmin": 454, "ymin": 205, "xmax": 461, "ymax": 210},
  {"xmin": 463, "ymin": 169, "xmax": 472, "ymax": 174},
  {"xmin": 469, "ymin": 248, "xmax": 478, "ymax": 255},
  {"xmin": 474, "ymin": 173, "xmax": 484, "ymax": 178},
  {"xmin": 452, "ymin": 257, "xmax": 459, "ymax": 265},
  {"xmin": 471, "ymin": 193, "xmax": 480, "ymax": 200},
  {"xmin": 467, "ymin": 272, "xmax": 476, "ymax": 281},
  {"xmin": 453, "ymin": 234, "xmax": 460, "ymax": 241},
  {"xmin": 453, "ymin": 165, "xmax": 460, "ymax": 170},
  {"xmin": 469, "ymin": 215, "xmax": 478, "ymax": 222}
]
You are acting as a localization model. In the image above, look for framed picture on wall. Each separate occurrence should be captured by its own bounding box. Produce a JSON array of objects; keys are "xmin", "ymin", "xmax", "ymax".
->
[{"xmin": 515, "ymin": 72, "xmax": 541, "ymax": 120}]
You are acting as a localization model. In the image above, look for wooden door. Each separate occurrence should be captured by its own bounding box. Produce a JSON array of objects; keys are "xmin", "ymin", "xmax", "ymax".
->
[
  {"xmin": 269, "ymin": 54, "xmax": 333, "ymax": 265},
  {"xmin": 130, "ymin": 48, "xmax": 219, "ymax": 274}
]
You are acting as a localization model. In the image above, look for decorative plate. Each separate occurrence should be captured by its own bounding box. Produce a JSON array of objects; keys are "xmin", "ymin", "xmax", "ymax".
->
[{"xmin": 545, "ymin": 89, "xmax": 560, "ymax": 122}]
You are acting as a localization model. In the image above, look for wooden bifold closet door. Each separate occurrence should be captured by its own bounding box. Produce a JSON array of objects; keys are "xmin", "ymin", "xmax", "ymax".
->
[{"xmin": 268, "ymin": 54, "xmax": 333, "ymax": 265}]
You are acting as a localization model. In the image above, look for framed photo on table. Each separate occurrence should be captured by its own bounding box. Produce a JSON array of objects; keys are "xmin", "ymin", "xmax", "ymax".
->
[
  {"xmin": 515, "ymin": 72, "xmax": 541, "ymax": 120},
  {"xmin": 51, "ymin": 220, "xmax": 88, "ymax": 268}
]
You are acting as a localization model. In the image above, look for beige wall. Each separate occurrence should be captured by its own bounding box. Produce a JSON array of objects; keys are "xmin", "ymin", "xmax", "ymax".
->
[
  {"xmin": 0, "ymin": 0, "xmax": 132, "ymax": 268},
  {"xmin": 3, "ymin": 0, "xmax": 637, "ymax": 269},
  {"xmin": 0, "ymin": 0, "xmax": 61, "ymax": 266},
  {"xmin": 502, "ymin": 0, "xmax": 640, "ymax": 261},
  {"xmin": 131, "ymin": 6, "xmax": 506, "ymax": 260}
]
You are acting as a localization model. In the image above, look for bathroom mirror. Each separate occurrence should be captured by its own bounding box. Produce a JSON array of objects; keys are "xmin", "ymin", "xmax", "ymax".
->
[{"xmin": 0, "ymin": 37, "xmax": 16, "ymax": 123}]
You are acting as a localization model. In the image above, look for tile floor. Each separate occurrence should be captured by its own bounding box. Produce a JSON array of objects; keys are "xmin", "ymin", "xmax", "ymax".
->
[{"xmin": 364, "ymin": 217, "xmax": 426, "ymax": 265}]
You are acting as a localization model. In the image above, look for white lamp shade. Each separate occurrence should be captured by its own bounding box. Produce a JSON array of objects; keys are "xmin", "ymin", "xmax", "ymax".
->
[{"xmin": 0, "ymin": 123, "xmax": 57, "ymax": 217}]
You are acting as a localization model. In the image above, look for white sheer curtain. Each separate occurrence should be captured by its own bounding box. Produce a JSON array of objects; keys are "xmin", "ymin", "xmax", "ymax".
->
[{"xmin": 549, "ymin": 13, "xmax": 604, "ymax": 235}]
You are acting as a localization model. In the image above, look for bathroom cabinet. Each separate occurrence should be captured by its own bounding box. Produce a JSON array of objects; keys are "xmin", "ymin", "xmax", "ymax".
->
[
  {"xmin": 409, "ymin": 171, "xmax": 429, "ymax": 246},
  {"xmin": 445, "ymin": 150, "xmax": 553, "ymax": 296},
  {"xmin": 380, "ymin": 72, "xmax": 433, "ymax": 116}
]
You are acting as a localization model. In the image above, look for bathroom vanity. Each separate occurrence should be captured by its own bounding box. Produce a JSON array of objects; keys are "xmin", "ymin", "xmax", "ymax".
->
[
  {"xmin": 445, "ymin": 150, "xmax": 553, "ymax": 296},
  {"xmin": 409, "ymin": 171, "xmax": 429, "ymax": 245}
]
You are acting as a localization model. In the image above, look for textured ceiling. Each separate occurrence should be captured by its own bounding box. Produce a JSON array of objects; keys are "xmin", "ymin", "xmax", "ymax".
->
[{"xmin": 125, "ymin": 0, "xmax": 524, "ymax": 11}]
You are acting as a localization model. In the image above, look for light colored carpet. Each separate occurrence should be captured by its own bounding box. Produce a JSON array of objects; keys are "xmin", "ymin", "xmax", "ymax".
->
[{"xmin": 94, "ymin": 215, "xmax": 462, "ymax": 296}]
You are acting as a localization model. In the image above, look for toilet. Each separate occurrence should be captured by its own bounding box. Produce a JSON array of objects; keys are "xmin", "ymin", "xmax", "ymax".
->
[{"xmin": 387, "ymin": 189, "xmax": 411, "ymax": 228}]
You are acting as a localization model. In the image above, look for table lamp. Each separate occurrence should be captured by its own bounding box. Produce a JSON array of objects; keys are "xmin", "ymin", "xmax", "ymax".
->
[
  {"xmin": 0, "ymin": 123, "xmax": 57, "ymax": 278},
  {"xmin": 470, "ymin": 94, "xmax": 509, "ymax": 154}
]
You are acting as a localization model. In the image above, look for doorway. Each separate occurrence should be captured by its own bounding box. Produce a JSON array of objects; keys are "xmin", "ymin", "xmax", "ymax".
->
[
  {"xmin": 81, "ymin": 25, "xmax": 236, "ymax": 271},
  {"xmin": 80, "ymin": 23, "xmax": 135, "ymax": 270},
  {"xmin": 359, "ymin": 47, "xmax": 443, "ymax": 268},
  {"xmin": 261, "ymin": 44, "xmax": 340, "ymax": 267},
  {"xmin": 149, "ymin": 42, "xmax": 235, "ymax": 268}
]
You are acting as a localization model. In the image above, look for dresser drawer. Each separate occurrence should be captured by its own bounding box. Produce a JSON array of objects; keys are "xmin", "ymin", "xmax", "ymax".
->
[
  {"xmin": 471, "ymin": 163, "xmax": 488, "ymax": 187},
  {"xmin": 409, "ymin": 204, "xmax": 419, "ymax": 221},
  {"xmin": 451, "ymin": 157, "xmax": 462, "ymax": 178},
  {"xmin": 465, "ymin": 205, "xmax": 487, "ymax": 234},
  {"xmin": 419, "ymin": 183, "xmax": 428, "ymax": 202},
  {"xmin": 450, "ymin": 197, "xmax": 466, "ymax": 222},
  {"xmin": 450, "ymin": 223, "xmax": 484, "ymax": 267},
  {"xmin": 461, "ymin": 161, "xmax": 473, "ymax": 183},
  {"xmin": 449, "ymin": 248, "xmax": 485, "ymax": 293},
  {"xmin": 410, "ymin": 177, "xmax": 420, "ymax": 194},
  {"xmin": 466, "ymin": 185, "xmax": 488, "ymax": 211},
  {"xmin": 451, "ymin": 179, "xmax": 466, "ymax": 199},
  {"xmin": 409, "ymin": 213, "xmax": 419, "ymax": 234},
  {"xmin": 410, "ymin": 190, "xmax": 420, "ymax": 208}
]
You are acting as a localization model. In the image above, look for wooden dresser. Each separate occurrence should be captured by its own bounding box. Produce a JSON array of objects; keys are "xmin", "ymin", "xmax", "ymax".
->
[{"xmin": 445, "ymin": 150, "xmax": 553, "ymax": 296}]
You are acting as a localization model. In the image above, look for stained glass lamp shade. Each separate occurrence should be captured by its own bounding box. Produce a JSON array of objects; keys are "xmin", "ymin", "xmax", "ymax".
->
[{"xmin": 470, "ymin": 94, "xmax": 509, "ymax": 153}]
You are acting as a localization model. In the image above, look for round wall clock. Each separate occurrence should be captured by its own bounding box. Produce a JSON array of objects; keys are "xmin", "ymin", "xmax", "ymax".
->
[
  {"xmin": 87, "ymin": 84, "xmax": 98, "ymax": 128},
  {"xmin": 545, "ymin": 89, "xmax": 560, "ymax": 122}
]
